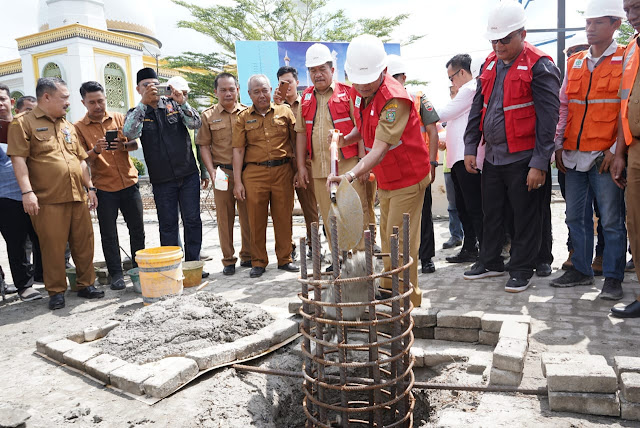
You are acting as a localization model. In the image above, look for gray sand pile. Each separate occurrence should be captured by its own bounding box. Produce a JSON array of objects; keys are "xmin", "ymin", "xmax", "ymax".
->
[{"xmin": 101, "ymin": 293, "xmax": 274, "ymax": 364}]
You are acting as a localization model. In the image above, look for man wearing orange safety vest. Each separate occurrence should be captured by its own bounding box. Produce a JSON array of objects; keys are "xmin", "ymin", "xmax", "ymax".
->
[
  {"xmin": 551, "ymin": 0, "xmax": 627, "ymax": 301},
  {"xmin": 463, "ymin": 0, "xmax": 561, "ymax": 293},
  {"xmin": 387, "ymin": 54, "xmax": 440, "ymax": 275},
  {"xmin": 610, "ymin": 0, "xmax": 640, "ymax": 317},
  {"xmin": 295, "ymin": 43, "xmax": 372, "ymax": 270},
  {"xmin": 327, "ymin": 35, "xmax": 431, "ymax": 308}
]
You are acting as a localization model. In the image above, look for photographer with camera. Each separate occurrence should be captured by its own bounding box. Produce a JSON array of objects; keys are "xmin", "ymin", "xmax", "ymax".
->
[
  {"xmin": 123, "ymin": 68, "xmax": 203, "ymax": 263},
  {"xmin": 75, "ymin": 81, "xmax": 145, "ymax": 291}
]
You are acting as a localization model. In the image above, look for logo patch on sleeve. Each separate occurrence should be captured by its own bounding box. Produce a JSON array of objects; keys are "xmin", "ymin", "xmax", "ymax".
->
[{"xmin": 384, "ymin": 108, "xmax": 397, "ymax": 123}]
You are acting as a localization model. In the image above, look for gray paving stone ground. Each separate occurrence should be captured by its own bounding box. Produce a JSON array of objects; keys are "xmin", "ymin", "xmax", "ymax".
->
[{"xmin": 1, "ymin": 201, "xmax": 639, "ymax": 426}]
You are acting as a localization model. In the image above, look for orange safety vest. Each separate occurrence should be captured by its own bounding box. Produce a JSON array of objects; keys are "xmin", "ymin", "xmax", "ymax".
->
[
  {"xmin": 352, "ymin": 73, "xmax": 430, "ymax": 190},
  {"xmin": 479, "ymin": 42, "xmax": 552, "ymax": 153},
  {"xmin": 621, "ymin": 35, "xmax": 640, "ymax": 145},
  {"xmin": 563, "ymin": 47, "xmax": 624, "ymax": 151},
  {"xmin": 300, "ymin": 82, "xmax": 358, "ymax": 159}
]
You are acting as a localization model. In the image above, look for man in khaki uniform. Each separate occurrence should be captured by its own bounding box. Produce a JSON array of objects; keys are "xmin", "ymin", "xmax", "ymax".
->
[
  {"xmin": 275, "ymin": 66, "xmax": 319, "ymax": 259},
  {"xmin": 296, "ymin": 43, "xmax": 371, "ymax": 268},
  {"xmin": 8, "ymin": 77, "xmax": 104, "ymax": 310},
  {"xmin": 198, "ymin": 73, "xmax": 251, "ymax": 275},
  {"xmin": 232, "ymin": 74, "xmax": 299, "ymax": 278}
]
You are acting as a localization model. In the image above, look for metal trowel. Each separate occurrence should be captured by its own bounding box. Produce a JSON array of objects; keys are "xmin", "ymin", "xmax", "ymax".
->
[{"xmin": 328, "ymin": 129, "xmax": 363, "ymax": 251}]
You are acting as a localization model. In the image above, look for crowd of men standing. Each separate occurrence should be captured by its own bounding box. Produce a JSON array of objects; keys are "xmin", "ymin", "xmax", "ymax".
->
[{"xmin": 2, "ymin": 0, "xmax": 640, "ymax": 319}]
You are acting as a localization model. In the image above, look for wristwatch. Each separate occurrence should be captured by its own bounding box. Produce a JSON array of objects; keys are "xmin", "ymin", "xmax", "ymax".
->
[
  {"xmin": 346, "ymin": 171, "xmax": 356, "ymax": 183},
  {"xmin": 430, "ymin": 161, "xmax": 438, "ymax": 168},
  {"xmin": 88, "ymin": 187, "xmax": 97, "ymax": 192}
]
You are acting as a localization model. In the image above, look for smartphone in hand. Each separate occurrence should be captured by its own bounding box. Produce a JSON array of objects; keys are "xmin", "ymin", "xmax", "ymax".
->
[
  {"xmin": 105, "ymin": 129, "xmax": 118, "ymax": 150},
  {"xmin": 279, "ymin": 80, "xmax": 290, "ymax": 98}
]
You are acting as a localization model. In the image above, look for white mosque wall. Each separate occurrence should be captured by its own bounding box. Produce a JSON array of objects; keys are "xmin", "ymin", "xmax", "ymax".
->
[{"xmin": 45, "ymin": 0, "xmax": 107, "ymax": 31}]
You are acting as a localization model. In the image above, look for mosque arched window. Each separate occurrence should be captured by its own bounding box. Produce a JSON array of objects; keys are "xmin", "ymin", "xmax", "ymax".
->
[
  {"xmin": 42, "ymin": 62, "xmax": 62, "ymax": 79},
  {"xmin": 104, "ymin": 62, "xmax": 128, "ymax": 114}
]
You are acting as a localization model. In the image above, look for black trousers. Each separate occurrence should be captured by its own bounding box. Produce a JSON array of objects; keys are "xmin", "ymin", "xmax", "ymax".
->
[
  {"xmin": 419, "ymin": 184, "xmax": 435, "ymax": 262},
  {"xmin": 451, "ymin": 160, "xmax": 483, "ymax": 252},
  {"xmin": 96, "ymin": 183, "xmax": 146, "ymax": 277},
  {"xmin": 0, "ymin": 198, "xmax": 42, "ymax": 290},
  {"xmin": 480, "ymin": 160, "xmax": 543, "ymax": 279}
]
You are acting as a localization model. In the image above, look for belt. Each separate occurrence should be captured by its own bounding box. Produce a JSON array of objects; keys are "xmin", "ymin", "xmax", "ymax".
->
[
  {"xmin": 248, "ymin": 158, "xmax": 291, "ymax": 168},
  {"xmin": 215, "ymin": 163, "xmax": 234, "ymax": 170}
]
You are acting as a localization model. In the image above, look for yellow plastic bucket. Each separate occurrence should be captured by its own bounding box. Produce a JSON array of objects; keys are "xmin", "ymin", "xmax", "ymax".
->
[{"xmin": 135, "ymin": 246, "xmax": 184, "ymax": 305}]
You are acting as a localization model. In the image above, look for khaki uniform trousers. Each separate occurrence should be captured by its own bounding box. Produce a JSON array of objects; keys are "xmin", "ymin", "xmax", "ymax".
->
[
  {"xmin": 243, "ymin": 163, "xmax": 295, "ymax": 268},
  {"xmin": 30, "ymin": 201, "xmax": 96, "ymax": 295},
  {"xmin": 313, "ymin": 157, "xmax": 372, "ymax": 252},
  {"xmin": 294, "ymin": 159, "xmax": 319, "ymax": 244},
  {"xmin": 378, "ymin": 176, "xmax": 429, "ymax": 308},
  {"xmin": 627, "ymin": 142, "xmax": 640, "ymax": 289},
  {"xmin": 214, "ymin": 169, "xmax": 251, "ymax": 266}
]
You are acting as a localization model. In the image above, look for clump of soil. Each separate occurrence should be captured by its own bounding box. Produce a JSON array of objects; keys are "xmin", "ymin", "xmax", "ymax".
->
[{"xmin": 101, "ymin": 293, "xmax": 274, "ymax": 364}]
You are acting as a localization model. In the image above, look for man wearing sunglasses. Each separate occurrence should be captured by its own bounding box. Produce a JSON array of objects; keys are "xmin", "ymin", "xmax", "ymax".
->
[{"xmin": 463, "ymin": 0, "xmax": 561, "ymax": 293}]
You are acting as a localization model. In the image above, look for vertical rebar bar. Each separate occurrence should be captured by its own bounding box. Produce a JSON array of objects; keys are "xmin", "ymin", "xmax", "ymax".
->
[
  {"xmin": 300, "ymin": 236, "xmax": 314, "ymax": 421},
  {"xmin": 390, "ymin": 229, "xmax": 401, "ymax": 416},
  {"xmin": 311, "ymin": 222, "xmax": 327, "ymax": 424},
  {"xmin": 402, "ymin": 213, "xmax": 412, "ymax": 424},
  {"xmin": 364, "ymin": 229, "xmax": 383, "ymax": 427},
  {"xmin": 330, "ymin": 215, "xmax": 348, "ymax": 427}
]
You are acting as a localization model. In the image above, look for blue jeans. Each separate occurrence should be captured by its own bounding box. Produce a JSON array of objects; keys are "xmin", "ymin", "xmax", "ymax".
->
[
  {"xmin": 444, "ymin": 172, "xmax": 464, "ymax": 241},
  {"xmin": 565, "ymin": 164, "xmax": 626, "ymax": 280},
  {"xmin": 152, "ymin": 172, "xmax": 202, "ymax": 261}
]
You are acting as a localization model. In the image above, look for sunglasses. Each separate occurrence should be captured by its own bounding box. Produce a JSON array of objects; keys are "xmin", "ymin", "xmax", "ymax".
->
[
  {"xmin": 448, "ymin": 69, "xmax": 462, "ymax": 82},
  {"xmin": 491, "ymin": 31, "xmax": 521, "ymax": 45}
]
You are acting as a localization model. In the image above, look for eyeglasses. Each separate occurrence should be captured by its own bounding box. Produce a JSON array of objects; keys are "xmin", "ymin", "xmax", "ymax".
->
[
  {"xmin": 491, "ymin": 31, "xmax": 521, "ymax": 45},
  {"xmin": 448, "ymin": 69, "xmax": 462, "ymax": 82}
]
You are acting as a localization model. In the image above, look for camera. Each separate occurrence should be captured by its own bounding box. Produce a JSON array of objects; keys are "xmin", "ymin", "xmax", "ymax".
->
[{"xmin": 156, "ymin": 84, "xmax": 172, "ymax": 96}]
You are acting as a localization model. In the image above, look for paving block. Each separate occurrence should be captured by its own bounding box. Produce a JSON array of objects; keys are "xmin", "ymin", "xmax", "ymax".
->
[
  {"xmin": 62, "ymin": 345, "xmax": 102, "ymax": 371},
  {"xmin": 66, "ymin": 331, "xmax": 86, "ymax": 344},
  {"xmin": 481, "ymin": 313, "xmax": 531, "ymax": 333},
  {"xmin": 412, "ymin": 308, "xmax": 439, "ymax": 328},
  {"xmin": 436, "ymin": 310, "xmax": 483, "ymax": 329},
  {"xmin": 234, "ymin": 332, "xmax": 272, "ymax": 360},
  {"xmin": 479, "ymin": 330, "xmax": 499, "ymax": 346},
  {"xmin": 498, "ymin": 321, "xmax": 529, "ymax": 342},
  {"xmin": 288, "ymin": 301, "xmax": 302, "ymax": 314},
  {"xmin": 258, "ymin": 318, "xmax": 299, "ymax": 346},
  {"xmin": 44, "ymin": 339, "xmax": 81, "ymax": 363},
  {"xmin": 489, "ymin": 367, "xmax": 522, "ymax": 386},
  {"xmin": 142, "ymin": 357, "xmax": 199, "ymax": 398},
  {"xmin": 546, "ymin": 363, "xmax": 618, "ymax": 393},
  {"xmin": 109, "ymin": 363, "xmax": 154, "ymax": 395},
  {"xmin": 414, "ymin": 327, "xmax": 434, "ymax": 340},
  {"xmin": 410, "ymin": 346, "xmax": 424, "ymax": 367},
  {"xmin": 492, "ymin": 338, "xmax": 527, "ymax": 373},
  {"xmin": 186, "ymin": 342, "xmax": 238, "ymax": 370},
  {"xmin": 413, "ymin": 339, "xmax": 475, "ymax": 367},
  {"xmin": 84, "ymin": 354, "xmax": 128, "ymax": 384},
  {"xmin": 84, "ymin": 320, "xmax": 120, "ymax": 342},
  {"xmin": 621, "ymin": 372, "xmax": 640, "ymax": 403},
  {"xmin": 621, "ymin": 395, "xmax": 640, "ymax": 421},
  {"xmin": 434, "ymin": 327, "xmax": 479, "ymax": 343},
  {"xmin": 467, "ymin": 351, "xmax": 492, "ymax": 374},
  {"xmin": 548, "ymin": 391, "xmax": 620, "ymax": 417},
  {"xmin": 615, "ymin": 356, "xmax": 640, "ymax": 378},
  {"xmin": 35, "ymin": 335, "xmax": 63, "ymax": 354},
  {"xmin": 541, "ymin": 353, "xmax": 607, "ymax": 377}
]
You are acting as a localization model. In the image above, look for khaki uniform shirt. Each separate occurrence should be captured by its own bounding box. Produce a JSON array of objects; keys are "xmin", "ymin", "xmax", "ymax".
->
[
  {"xmin": 233, "ymin": 103, "xmax": 296, "ymax": 164},
  {"xmin": 74, "ymin": 111, "xmax": 138, "ymax": 192},
  {"xmin": 361, "ymin": 97, "xmax": 411, "ymax": 146},
  {"xmin": 7, "ymin": 107, "xmax": 87, "ymax": 204},
  {"xmin": 197, "ymin": 102, "xmax": 247, "ymax": 166},
  {"xmin": 295, "ymin": 83, "xmax": 357, "ymax": 178}
]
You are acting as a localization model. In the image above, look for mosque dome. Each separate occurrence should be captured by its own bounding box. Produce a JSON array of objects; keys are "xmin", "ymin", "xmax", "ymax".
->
[{"xmin": 37, "ymin": 0, "xmax": 161, "ymax": 47}]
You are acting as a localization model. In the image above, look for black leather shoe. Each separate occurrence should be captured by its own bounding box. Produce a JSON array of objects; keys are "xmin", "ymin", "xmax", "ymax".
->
[
  {"xmin": 223, "ymin": 265, "xmax": 236, "ymax": 276},
  {"xmin": 446, "ymin": 249, "xmax": 478, "ymax": 263},
  {"xmin": 110, "ymin": 277, "xmax": 126, "ymax": 290},
  {"xmin": 535, "ymin": 263, "xmax": 552, "ymax": 277},
  {"xmin": 442, "ymin": 237, "xmax": 463, "ymax": 249},
  {"xmin": 250, "ymin": 266, "xmax": 266, "ymax": 278},
  {"xmin": 77, "ymin": 285, "xmax": 105, "ymax": 299},
  {"xmin": 278, "ymin": 263, "xmax": 300, "ymax": 272},
  {"xmin": 49, "ymin": 293, "xmax": 65, "ymax": 310},
  {"xmin": 421, "ymin": 259, "xmax": 436, "ymax": 274},
  {"xmin": 240, "ymin": 260, "xmax": 252, "ymax": 268},
  {"xmin": 201, "ymin": 271, "xmax": 210, "ymax": 279},
  {"xmin": 611, "ymin": 300, "xmax": 640, "ymax": 318}
]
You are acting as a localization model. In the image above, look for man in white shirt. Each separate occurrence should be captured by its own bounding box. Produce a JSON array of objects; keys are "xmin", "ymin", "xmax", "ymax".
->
[{"xmin": 439, "ymin": 54, "xmax": 484, "ymax": 264}]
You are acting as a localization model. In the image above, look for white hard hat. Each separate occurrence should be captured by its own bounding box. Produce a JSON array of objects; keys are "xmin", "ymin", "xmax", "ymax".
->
[
  {"xmin": 345, "ymin": 34, "xmax": 388, "ymax": 85},
  {"xmin": 305, "ymin": 43, "xmax": 333, "ymax": 68},
  {"xmin": 167, "ymin": 76, "xmax": 190, "ymax": 93},
  {"xmin": 584, "ymin": 0, "xmax": 625, "ymax": 19},
  {"xmin": 386, "ymin": 54, "xmax": 406, "ymax": 77},
  {"xmin": 485, "ymin": 0, "xmax": 527, "ymax": 41}
]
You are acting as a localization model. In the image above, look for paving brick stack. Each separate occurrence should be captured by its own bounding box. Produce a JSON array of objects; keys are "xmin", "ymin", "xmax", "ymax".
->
[
  {"xmin": 615, "ymin": 356, "xmax": 640, "ymax": 421},
  {"xmin": 489, "ymin": 320, "xmax": 529, "ymax": 386},
  {"xmin": 542, "ymin": 353, "xmax": 620, "ymax": 417}
]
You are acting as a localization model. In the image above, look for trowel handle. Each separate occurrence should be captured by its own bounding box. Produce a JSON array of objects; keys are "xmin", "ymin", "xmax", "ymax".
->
[{"xmin": 330, "ymin": 129, "xmax": 340, "ymax": 202}]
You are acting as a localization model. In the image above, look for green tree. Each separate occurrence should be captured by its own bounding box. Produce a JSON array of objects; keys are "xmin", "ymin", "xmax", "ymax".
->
[{"xmin": 617, "ymin": 21, "xmax": 635, "ymax": 45}]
